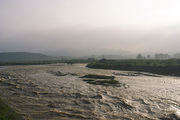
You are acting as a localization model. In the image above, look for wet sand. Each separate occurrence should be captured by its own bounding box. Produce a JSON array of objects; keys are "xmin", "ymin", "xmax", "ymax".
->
[{"xmin": 0, "ymin": 64, "xmax": 180, "ymax": 120}]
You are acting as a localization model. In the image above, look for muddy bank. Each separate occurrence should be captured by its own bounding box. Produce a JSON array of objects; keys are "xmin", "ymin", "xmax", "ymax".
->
[{"xmin": 0, "ymin": 64, "xmax": 180, "ymax": 120}]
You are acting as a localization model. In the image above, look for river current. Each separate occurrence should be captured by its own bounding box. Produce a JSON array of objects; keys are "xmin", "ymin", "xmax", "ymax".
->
[{"xmin": 0, "ymin": 64, "xmax": 180, "ymax": 120}]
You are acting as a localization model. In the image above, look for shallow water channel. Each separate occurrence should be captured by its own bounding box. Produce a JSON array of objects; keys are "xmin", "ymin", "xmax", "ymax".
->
[{"xmin": 0, "ymin": 64, "xmax": 180, "ymax": 120}]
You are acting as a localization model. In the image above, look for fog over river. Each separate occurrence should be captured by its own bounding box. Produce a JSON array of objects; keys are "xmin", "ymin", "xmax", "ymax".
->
[{"xmin": 0, "ymin": 64, "xmax": 180, "ymax": 120}]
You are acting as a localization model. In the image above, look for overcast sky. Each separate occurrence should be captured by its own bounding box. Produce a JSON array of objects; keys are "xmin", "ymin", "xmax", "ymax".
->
[{"xmin": 1, "ymin": 0, "xmax": 180, "ymax": 54}]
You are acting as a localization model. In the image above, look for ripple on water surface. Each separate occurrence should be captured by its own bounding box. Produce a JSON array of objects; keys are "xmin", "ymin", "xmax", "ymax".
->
[{"xmin": 0, "ymin": 64, "xmax": 180, "ymax": 120}]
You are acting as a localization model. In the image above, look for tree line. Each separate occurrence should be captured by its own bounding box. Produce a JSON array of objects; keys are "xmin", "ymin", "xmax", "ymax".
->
[{"xmin": 137, "ymin": 53, "xmax": 180, "ymax": 60}]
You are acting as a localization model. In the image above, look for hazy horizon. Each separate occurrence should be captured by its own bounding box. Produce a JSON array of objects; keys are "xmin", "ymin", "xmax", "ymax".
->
[{"xmin": 1, "ymin": 0, "xmax": 180, "ymax": 55}]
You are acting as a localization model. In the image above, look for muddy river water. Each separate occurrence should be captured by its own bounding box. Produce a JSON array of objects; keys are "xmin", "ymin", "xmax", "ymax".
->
[{"xmin": 0, "ymin": 64, "xmax": 180, "ymax": 120}]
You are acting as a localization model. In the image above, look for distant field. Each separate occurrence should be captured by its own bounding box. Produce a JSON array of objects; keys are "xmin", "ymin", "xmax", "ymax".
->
[
  {"xmin": 0, "ymin": 59, "xmax": 95, "ymax": 66},
  {"xmin": 87, "ymin": 59, "xmax": 180, "ymax": 76}
]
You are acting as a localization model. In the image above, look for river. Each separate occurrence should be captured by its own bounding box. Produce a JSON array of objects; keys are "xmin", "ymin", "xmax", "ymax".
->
[{"xmin": 0, "ymin": 64, "xmax": 180, "ymax": 120}]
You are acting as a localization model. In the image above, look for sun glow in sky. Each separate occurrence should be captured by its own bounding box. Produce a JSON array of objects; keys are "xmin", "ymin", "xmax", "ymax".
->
[{"xmin": 1, "ymin": 0, "xmax": 180, "ymax": 54}]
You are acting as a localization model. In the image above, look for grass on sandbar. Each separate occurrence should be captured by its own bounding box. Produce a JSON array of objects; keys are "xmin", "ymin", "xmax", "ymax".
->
[
  {"xmin": 0, "ymin": 98, "xmax": 18, "ymax": 120},
  {"xmin": 81, "ymin": 74, "xmax": 115, "ymax": 80},
  {"xmin": 81, "ymin": 74, "xmax": 120, "ymax": 87},
  {"xmin": 83, "ymin": 79, "xmax": 120, "ymax": 87}
]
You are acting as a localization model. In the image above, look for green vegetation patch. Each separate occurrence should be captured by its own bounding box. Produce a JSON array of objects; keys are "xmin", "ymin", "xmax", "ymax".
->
[
  {"xmin": 81, "ymin": 74, "xmax": 115, "ymax": 80},
  {"xmin": 86, "ymin": 59, "xmax": 180, "ymax": 77},
  {"xmin": 83, "ymin": 79, "xmax": 120, "ymax": 87},
  {"xmin": 81, "ymin": 74, "xmax": 121, "ymax": 87},
  {"xmin": 0, "ymin": 99, "xmax": 18, "ymax": 120},
  {"xmin": 87, "ymin": 58, "xmax": 180, "ymax": 67},
  {"xmin": 0, "ymin": 59, "xmax": 95, "ymax": 66}
]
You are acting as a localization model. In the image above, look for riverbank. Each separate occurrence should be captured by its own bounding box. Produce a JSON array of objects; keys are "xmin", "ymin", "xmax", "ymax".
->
[
  {"xmin": 0, "ymin": 97, "xmax": 24, "ymax": 120},
  {"xmin": 87, "ymin": 59, "xmax": 180, "ymax": 76},
  {"xmin": 0, "ymin": 67, "xmax": 24, "ymax": 120}
]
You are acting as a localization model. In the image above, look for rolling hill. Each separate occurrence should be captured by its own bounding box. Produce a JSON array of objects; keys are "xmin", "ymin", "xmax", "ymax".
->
[{"xmin": 0, "ymin": 52, "xmax": 55, "ymax": 61}]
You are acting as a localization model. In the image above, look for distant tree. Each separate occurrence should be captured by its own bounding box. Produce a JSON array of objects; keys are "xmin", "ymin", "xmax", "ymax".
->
[
  {"xmin": 137, "ymin": 54, "xmax": 144, "ymax": 59},
  {"xmin": 154, "ymin": 54, "xmax": 159, "ymax": 59},
  {"xmin": 154, "ymin": 53, "xmax": 170, "ymax": 59},
  {"xmin": 174, "ymin": 53, "xmax": 180, "ymax": 58},
  {"xmin": 147, "ymin": 55, "xmax": 151, "ymax": 59}
]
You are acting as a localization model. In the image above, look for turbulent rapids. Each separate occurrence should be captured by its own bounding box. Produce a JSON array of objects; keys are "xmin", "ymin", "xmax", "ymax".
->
[{"xmin": 0, "ymin": 64, "xmax": 180, "ymax": 120}]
